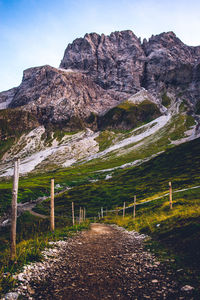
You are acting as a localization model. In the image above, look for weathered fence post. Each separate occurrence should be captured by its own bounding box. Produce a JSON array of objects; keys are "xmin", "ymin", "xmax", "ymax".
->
[
  {"xmin": 169, "ymin": 182, "xmax": 173, "ymax": 209},
  {"xmin": 72, "ymin": 202, "xmax": 75, "ymax": 226},
  {"xmin": 84, "ymin": 208, "xmax": 86, "ymax": 221},
  {"xmin": 123, "ymin": 202, "xmax": 126, "ymax": 219},
  {"xmin": 81, "ymin": 208, "xmax": 84, "ymax": 222},
  {"xmin": 101, "ymin": 207, "xmax": 104, "ymax": 218},
  {"xmin": 79, "ymin": 207, "xmax": 81, "ymax": 224},
  {"xmin": 11, "ymin": 159, "xmax": 20, "ymax": 260},
  {"xmin": 133, "ymin": 195, "xmax": 136, "ymax": 219},
  {"xmin": 98, "ymin": 212, "xmax": 100, "ymax": 219},
  {"xmin": 50, "ymin": 179, "xmax": 55, "ymax": 231},
  {"xmin": 116, "ymin": 208, "xmax": 118, "ymax": 217}
]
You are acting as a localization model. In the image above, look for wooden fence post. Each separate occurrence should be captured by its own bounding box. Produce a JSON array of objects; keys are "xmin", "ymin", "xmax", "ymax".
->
[
  {"xmin": 11, "ymin": 159, "xmax": 20, "ymax": 260},
  {"xmin": 81, "ymin": 208, "xmax": 84, "ymax": 222},
  {"xmin": 123, "ymin": 202, "xmax": 126, "ymax": 219},
  {"xmin": 50, "ymin": 179, "xmax": 55, "ymax": 231},
  {"xmin": 133, "ymin": 195, "xmax": 136, "ymax": 219},
  {"xmin": 84, "ymin": 208, "xmax": 86, "ymax": 221},
  {"xmin": 98, "ymin": 212, "xmax": 100, "ymax": 219},
  {"xmin": 72, "ymin": 202, "xmax": 75, "ymax": 226},
  {"xmin": 101, "ymin": 207, "xmax": 103, "ymax": 218},
  {"xmin": 169, "ymin": 182, "xmax": 173, "ymax": 209},
  {"xmin": 116, "ymin": 208, "xmax": 118, "ymax": 217},
  {"xmin": 79, "ymin": 207, "xmax": 81, "ymax": 224}
]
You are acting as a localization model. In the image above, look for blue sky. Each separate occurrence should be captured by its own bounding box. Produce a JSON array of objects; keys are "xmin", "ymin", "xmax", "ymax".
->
[{"xmin": 0, "ymin": 0, "xmax": 200, "ymax": 92}]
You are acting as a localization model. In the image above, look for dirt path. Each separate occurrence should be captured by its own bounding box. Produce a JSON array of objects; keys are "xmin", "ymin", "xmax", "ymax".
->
[
  {"xmin": 18, "ymin": 203, "xmax": 48, "ymax": 219},
  {"xmin": 14, "ymin": 224, "xmax": 194, "ymax": 299},
  {"xmin": 26, "ymin": 207, "xmax": 47, "ymax": 219}
]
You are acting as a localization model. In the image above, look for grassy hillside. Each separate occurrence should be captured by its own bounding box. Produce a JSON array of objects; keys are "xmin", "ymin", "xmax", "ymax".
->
[
  {"xmin": 33, "ymin": 137, "xmax": 200, "ymax": 217},
  {"xmin": 98, "ymin": 100, "xmax": 161, "ymax": 130},
  {"xmin": 0, "ymin": 215, "xmax": 89, "ymax": 295},
  {"xmin": 0, "ymin": 137, "xmax": 199, "ymax": 296},
  {"xmin": 103, "ymin": 186, "xmax": 200, "ymax": 295},
  {"xmin": 0, "ymin": 108, "xmax": 39, "ymax": 159},
  {"xmin": 0, "ymin": 113, "xmax": 197, "ymax": 216}
]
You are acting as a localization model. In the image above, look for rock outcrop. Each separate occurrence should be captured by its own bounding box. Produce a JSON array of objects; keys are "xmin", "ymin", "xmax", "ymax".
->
[
  {"xmin": 98, "ymin": 100, "xmax": 161, "ymax": 130},
  {"xmin": 142, "ymin": 32, "xmax": 200, "ymax": 105},
  {"xmin": 0, "ymin": 30, "xmax": 200, "ymax": 132},
  {"xmin": 60, "ymin": 30, "xmax": 200, "ymax": 110},
  {"xmin": 5, "ymin": 65, "xmax": 125, "ymax": 130},
  {"xmin": 60, "ymin": 30, "xmax": 145, "ymax": 95}
]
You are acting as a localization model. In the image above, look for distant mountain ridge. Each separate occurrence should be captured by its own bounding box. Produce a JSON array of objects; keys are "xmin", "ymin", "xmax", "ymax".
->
[
  {"xmin": 0, "ymin": 30, "xmax": 199, "ymax": 130},
  {"xmin": 60, "ymin": 30, "xmax": 200, "ymax": 105},
  {"xmin": 0, "ymin": 30, "xmax": 200, "ymax": 176}
]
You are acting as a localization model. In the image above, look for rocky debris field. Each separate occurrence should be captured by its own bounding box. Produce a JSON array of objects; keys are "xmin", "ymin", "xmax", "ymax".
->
[{"xmin": 3, "ymin": 224, "xmax": 196, "ymax": 299}]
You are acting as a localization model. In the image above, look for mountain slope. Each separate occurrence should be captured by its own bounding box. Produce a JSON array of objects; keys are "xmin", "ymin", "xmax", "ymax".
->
[
  {"xmin": 0, "ymin": 29, "xmax": 200, "ymax": 298},
  {"xmin": 60, "ymin": 30, "xmax": 145, "ymax": 94},
  {"xmin": 6, "ymin": 65, "xmax": 123, "ymax": 129},
  {"xmin": 0, "ymin": 29, "xmax": 199, "ymax": 183},
  {"xmin": 60, "ymin": 30, "xmax": 200, "ymax": 112}
]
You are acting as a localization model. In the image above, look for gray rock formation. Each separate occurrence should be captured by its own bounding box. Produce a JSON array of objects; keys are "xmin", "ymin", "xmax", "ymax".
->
[
  {"xmin": 0, "ymin": 87, "xmax": 18, "ymax": 110},
  {"xmin": 142, "ymin": 32, "xmax": 200, "ymax": 106},
  {"xmin": 60, "ymin": 30, "xmax": 200, "ymax": 110},
  {"xmin": 4, "ymin": 65, "xmax": 125, "ymax": 130},
  {"xmin": 60, "ymin": 30, "xmax": 146, "ymax": 94},
  {"xmin": 0, "ymin": 30, "xmax": 200, "ymax": 132}
]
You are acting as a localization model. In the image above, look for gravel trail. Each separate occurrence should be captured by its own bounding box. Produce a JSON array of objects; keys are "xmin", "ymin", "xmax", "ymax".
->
[{"xmin": 13, "ymin": 224, "xmax": 195, "ymax": 299}]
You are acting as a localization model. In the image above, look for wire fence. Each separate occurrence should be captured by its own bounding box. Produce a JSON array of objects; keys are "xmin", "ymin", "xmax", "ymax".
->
[
  {"xmin": 9, "ymin": 158, "xmax": 200, "ymax": 259},
  {"xmin": 104, "ymin": 185, "xmax": 200, "ymax": 214}
]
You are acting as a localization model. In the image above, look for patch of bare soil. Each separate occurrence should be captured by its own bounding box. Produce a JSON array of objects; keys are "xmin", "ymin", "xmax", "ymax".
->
[{"xmin": 15, "ymin": 224, "xmax": 195, "ymax": 299}]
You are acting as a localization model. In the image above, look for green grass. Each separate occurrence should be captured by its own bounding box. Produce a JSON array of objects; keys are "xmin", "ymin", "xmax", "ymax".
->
[
  {"xmin": 0, "ymin": 138, "xmax": 16, "ymax": 160},
  {"xmin": 102, "ymin": 187, "xmax": 200, "ymax": 294},
  {"xmin": 0, "ymin": 130, "xmax": 199, "ymax": 218},
  {"xmin": 0, "ymin": 212, "xmax": 90, "ymax": 296},
  {"xmin": 0, "ymin": 112, "xmax": 195, "ymax": 217},
  {"xmin": 98, "ymin": 100, "xmax": 161, "ymax": 130},
  {"xmin": 95, "ymin": 130, "xmax": 118, "ymax": 151},
  {"xmin": 0, "ymin": 135, "xmax": 199, "ymax": 296},
  {"xmin": 161, "ymin": 92, "xmax": 171, "ymax": 107},
  {"xmin": 32, "ymin": 137, "xmax": 200, "ymax": 219}
]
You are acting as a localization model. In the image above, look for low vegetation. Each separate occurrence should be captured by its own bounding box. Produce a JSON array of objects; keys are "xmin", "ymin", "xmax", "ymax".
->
[
  {"xmin": 0, "ymin": 108, "xmax": 39, "ymax": 159},
  {"xmin": 102, "ymin": 187, "xmax": 200, "ymax": 294},
  {"xmin": 0, "ymin": 212, "xmax": 90, "ymax": 296},
  {"xmin": 0, "ymin": 110, "xmax": 199, "ymax": 296},
  {"xmin": 33, "ymin": 137, "xmax": 200, "ymax": 218},
  {"xmin": 161, "ymin": 92, "xmax": 171, "ymax": 107},
  {"xmin": 98, "ymin": 100, "xmax": 161, "ymax": 130}
]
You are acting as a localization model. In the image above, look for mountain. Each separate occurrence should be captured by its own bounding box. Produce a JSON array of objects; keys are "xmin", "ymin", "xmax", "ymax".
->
[
  {"xmin": 0, "ymin": 30, "xmax": 199, "ymax": 178},
  {"xmin": 1, "ymin": 30, "xmax": 200, "ymax": 298},
  {"xmin": 60, "ymin": 30, "xmax": 200, "ymax": 111},
  {"xmin": 60, "ymin": 30, "xmax": 145, "ymax": 94},
  {"xmin": 1, "ymin": 65, "xmax": 123, "ymax": 130}
]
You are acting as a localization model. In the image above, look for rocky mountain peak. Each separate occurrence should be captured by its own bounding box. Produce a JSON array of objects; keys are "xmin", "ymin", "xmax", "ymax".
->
[
  {"xmin": 2, "ymin": 64, "xmax": 124, "ymax": 130},
  {"xmin": 60, "ymin": 30, "xmax": 145, "ymax": 94},
  {"xmin": 0, "ymin": 29, "xmax": 200, "ymax": 133},
  {"xmin": 59, "ymin": 30, "xmax": 200, "ymax": 110}
]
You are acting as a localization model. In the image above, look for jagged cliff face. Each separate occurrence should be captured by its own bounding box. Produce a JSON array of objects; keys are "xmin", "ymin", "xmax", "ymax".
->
[
  {"xmin": 5, "ymin": 65, "xmax": 123, "ymax": 130},
  {"xmin": 0, "ymin": 29, "xmax": 200, "ymax": 132},
  {"xmin": 0, "ymin": 30, "xmax": 200, "ymax": 176},
  {"xmin": 60, "ymin": 30, "xmax": 145, "ymax": 94},
  {"xmin": 60, "ymin": 30, "xmax": 200, "ymax": 109},
  {"xmin": 142, "ymin": 32, "xmax": 200, "ymax": 102}
]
